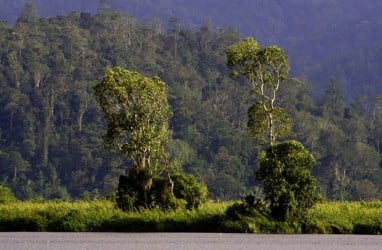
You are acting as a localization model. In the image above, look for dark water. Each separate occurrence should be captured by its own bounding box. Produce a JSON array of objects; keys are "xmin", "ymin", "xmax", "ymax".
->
[{"xmin": 0, "ymin": 233, "xmax": 381, "ymax": 250}]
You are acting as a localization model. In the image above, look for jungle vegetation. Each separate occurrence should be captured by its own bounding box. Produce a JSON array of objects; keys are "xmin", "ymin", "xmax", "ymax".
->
[{"xmin": 0, "ymin": 5, "xmax": 381, "ymax": 203}]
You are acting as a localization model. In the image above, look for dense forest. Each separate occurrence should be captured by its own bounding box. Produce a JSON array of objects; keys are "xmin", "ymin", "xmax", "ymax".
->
[
  {"xmin": 1, "ymin": 0, "xmax": 382, "ymax": 100},
  {"xmin": 0, "ymin": 3, "xmax": 381, "ymax": 201}
]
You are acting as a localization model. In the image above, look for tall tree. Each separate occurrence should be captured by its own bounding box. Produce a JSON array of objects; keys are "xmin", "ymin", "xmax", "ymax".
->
[
  {"xmin": 93, "ymin": 67, "xmax": 172, "ymax": 205},
  {"xmin": 226, "ymin": 38, "xmax": 291, "ymax": 145},
  {"xmin": 16, "ymin": 1, "xmax": 38, "ymax": 24}
]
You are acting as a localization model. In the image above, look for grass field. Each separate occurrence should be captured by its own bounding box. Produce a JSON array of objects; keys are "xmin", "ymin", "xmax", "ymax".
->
[
  {"xmin": 0, "ymin": 200, "xmax": 231, "ymax": 232},
  {"xmin": 305, "ymin": 201, "xmax": 382, "ymax": 234},
  {"xmin": 0, "ymin": 200, "xmax": 381, "ymax": 234}
]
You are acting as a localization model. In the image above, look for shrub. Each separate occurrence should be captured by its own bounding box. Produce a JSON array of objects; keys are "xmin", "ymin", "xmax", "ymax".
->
[
  {"xmin": 256, "ymin": 140, "xmax": 321, "ymax": 223},
  {"xmin": 116, "ymin": 173, "xmax": 139, "ymax": 211},
  {"xmin": 225, "ymin": 202, "xmax": 257, "ymax": 220},
  {"xmin": 220, "ymin": 219, "xmax": 252, "ymax": 233},
  {"xmin": 172, "ymin": 173, "xmax": 208, "ymax": 209},
  {"xmin": 117, "ymin": 171, "xmax": 208, "ymax": 211},
  {"xmin": 0, "ymin": 185, "xmax": 17, "ymax": 204},
  {"xmin": 150, "ymin": 177, "xmax": 186, "ymax": 210}
]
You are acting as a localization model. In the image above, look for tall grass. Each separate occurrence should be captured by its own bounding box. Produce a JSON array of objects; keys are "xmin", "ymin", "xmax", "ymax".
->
[
  {"xmin": 0, "ymin": 200, "xmax": 122, "ymax": 231},
  {"xmin": 305, "ymin": 201, "xmax": 382, "ymax": 234},
  {"xmin": 0, "ymin": 200, "xmax": 231, "ymax": 232},
  {"xmin": 1, "ymin": 200, "xmax": 382, "ymax": 233}
]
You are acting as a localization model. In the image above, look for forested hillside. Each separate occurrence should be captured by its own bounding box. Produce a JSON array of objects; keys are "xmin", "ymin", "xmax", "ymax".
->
[
  {"xmin": 1, "ymin": 0, "xmax": 381, "ymax": 99},
  {"xmin": 0, "ymin": 5, "xmax": 381, "ymax": 200}
]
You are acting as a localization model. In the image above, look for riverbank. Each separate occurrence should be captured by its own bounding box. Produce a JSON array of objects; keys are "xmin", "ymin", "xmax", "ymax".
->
[{"xmin": 0, "ymin": 200, "xmax": 381, "ymax": 234}]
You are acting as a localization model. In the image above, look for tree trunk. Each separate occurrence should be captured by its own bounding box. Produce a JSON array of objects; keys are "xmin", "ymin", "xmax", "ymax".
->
[
  {"xmin": 9, "ymin": 112, "xmax": 14, "ymax": 130},
  {"xmin": 166, "ymin": 171, "xmax": 174, "ymax": 195},
  {"xmin": 136, "ymin": 154, "xmax": 152, "ymax": 207},
  {"xmin": 77, "ymin": 103, "xmax": 87, "ymax": 133},
  {"xmin": 268, "ymin": 112, "xmax": 275, "ymax": 145},
  {"xmin": 41, "ymin": 88, "xmax": 54, "ymax": 166},
  {"xmin": 13, "ymin": 165, "xmax": 17, "ymax": 182}
]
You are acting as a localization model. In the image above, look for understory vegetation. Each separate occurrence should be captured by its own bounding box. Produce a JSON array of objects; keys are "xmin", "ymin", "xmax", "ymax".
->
[{"xmin": 0, "ymin": 199, "xmax": 381, "ymax": 234}]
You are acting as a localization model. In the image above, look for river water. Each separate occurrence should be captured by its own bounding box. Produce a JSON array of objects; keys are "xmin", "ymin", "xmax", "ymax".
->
[{"xmin": 0, "ymin": 233, "xmax": 381, "ymax": 250}]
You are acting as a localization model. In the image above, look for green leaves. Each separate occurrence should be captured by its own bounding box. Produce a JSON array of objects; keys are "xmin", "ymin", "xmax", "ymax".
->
[
  {"xmin": 94, "ymin": 67, "xmax": 175, "ymax": 208},
  {"xmin": 226, "ymin": 37, "xmax": 289, "ymax": 86},
  {"xmin": 248, "ymin": 103, "xmax": 292, "ymax": 145},
  {"xmin": 0, "ymin": 185, "xmax": 17, "ymax": 204},
  {"xmin": 226, "ymin": 38, "xmax": 290, "ymax": 145},
  {"xmin": 256, "ymin": 141, "xmax": 320, "ymax": 222},
  {"xmin": 94, "ymin": 67, "xmax": 171, "ymax": 170},
  {"xmin": 226, "ymin": 37, "xmax": 261, "ymax": 79}
]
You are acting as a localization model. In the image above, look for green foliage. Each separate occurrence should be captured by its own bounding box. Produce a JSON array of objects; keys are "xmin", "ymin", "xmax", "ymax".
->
[
  {"xmin": 0, "ymin": 185, "xmax": 17, "ymax": 204},
  {"xmin": 226, "ymin": 38, "xmax": 291, "ymax": 145},
  {"xmin": 0, "ymin": 200, "xmax": 382, "ymax": 234},
  {"xmin": 117, "ymin": 171, "xmax": 207, "ymax": 211},
  {"xmin": 223, "ymin": 199, "xmax": 298, "ymax": 233},
  {"xmin": 94, "ymin": 67, "xmax": 171, "ymax": 168},
  {"xmin": 248, "ymin": 103, "xmax": 292, "ymax": 144},
  {"xmin": 226, "ymin": 37, "xmax": 261, "ymax": 79},
  {"xmin": 305, "ymin": 202, "xmax": 382, "ymax": 234},
  {"xmin": 0, "ymin": 8, "xmax": 380, "ymax": 202},
  {"xmin": 172, "ymin": 172, "xmax": 208, "ymax": 209},
  {"xmin": 94, "ymin": 67, "xmax": 173, "ymax": 208},
  {"xmin": 0, "ymin": 200, "xmax": 230, "ymax": 232},
  {"xmin": 116, "ymin": 173, "xmax": 139, "ymax": 211},
  {"xmin": 226, "ymin": 37, "xmax": 289, "ymax": 90},
  {"xmin": 225, "ymin": 201, "xmax": 258, "ymax": 220},
  {"xmin": 256, "ymin": 140, "xmax": 321, "ymax": 223}
]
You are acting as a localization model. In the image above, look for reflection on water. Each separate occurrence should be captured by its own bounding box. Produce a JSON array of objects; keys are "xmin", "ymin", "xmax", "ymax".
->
[{"xmin": 0, "ymin": 233, "xmax": 381, "ymax": 250}]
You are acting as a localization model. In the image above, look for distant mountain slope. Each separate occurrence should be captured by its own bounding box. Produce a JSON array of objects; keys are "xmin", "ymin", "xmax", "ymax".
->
[{"xmin": 1, "ymin": 0, "xmax": 381, "ymax": 98}]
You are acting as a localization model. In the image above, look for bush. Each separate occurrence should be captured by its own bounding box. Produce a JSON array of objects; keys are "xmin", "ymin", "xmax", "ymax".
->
[
  {"xmin": 0, "ymin": 217, "xmax": 47, "ymax": 231},
  {"xmin": 172, "ymin": 173, "xmax": 208, "ymax": 209},
  {"xmin": 225, "ymin": 202, "xmax": 257, "ymax": 220},
  {"xmin": 256, "ymin": 140, "xmax": 321, "ymax": 223},
  {"xmin": 0, "ymin": 185, "xmax": 17, "ymax": 204},
  {"xmin": 116, "ymin": 173, "xmax": 139, "ymax": 211},
  {"xmin": 116, "ymin": 171, "xmax": 207, "ymax": 211},
  {"xmin": 220, "ymin": 219, "xmax": 252, "ymax": 233}
]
